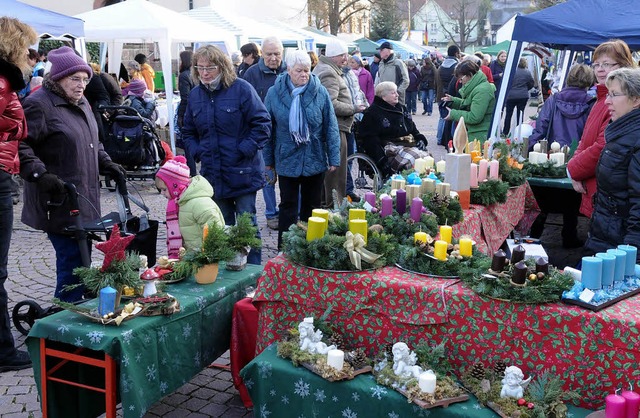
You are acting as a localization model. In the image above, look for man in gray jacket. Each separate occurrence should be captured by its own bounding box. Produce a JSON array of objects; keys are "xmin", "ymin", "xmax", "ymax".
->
[{"xmin": 374, "ymin": 41, "xmax": 410, "ymax": 105}]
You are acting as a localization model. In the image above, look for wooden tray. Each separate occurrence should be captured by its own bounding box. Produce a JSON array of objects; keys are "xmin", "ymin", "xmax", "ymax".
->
[
  {"xmin": 398, "ymin": 387, "xmax": 469, "ymax": 409},
  {"xmin": 302, "ymin": 362, "xmax": 372, "ymax": 382},
  {"xmin": 70, "ymin": 305, "xmax": 145, "ymax": 325},
  {"xmin": 562, "ymin": 286, "xmax": 640, "ymax": 312}
]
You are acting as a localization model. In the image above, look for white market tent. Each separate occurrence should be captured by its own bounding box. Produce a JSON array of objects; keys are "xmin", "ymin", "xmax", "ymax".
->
[{"xmin": 75, "ymin": 0, "xmax": 237, "ymax": 152}]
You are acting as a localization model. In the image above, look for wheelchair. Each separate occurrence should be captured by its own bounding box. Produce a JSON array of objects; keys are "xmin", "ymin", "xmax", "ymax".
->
[{"xmin": 346, "ymin": 152, "xmax": 384, "ymax": 199}]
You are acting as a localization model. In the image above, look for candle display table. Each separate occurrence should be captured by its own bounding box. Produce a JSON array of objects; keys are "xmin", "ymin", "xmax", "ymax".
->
[
  {"xmin": 26, "ymin": 264, "xmax": 262, "ymax": 418},
  {"xmin": 254, "ymin": 256, "xmax": 640, "ymax": 409}
]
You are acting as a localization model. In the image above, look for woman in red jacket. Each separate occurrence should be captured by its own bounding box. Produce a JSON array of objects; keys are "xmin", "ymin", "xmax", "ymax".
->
[
  {"xmin": 0, "ymin": 17, "xmax": 37, "ymax": 372},
  {"xmin": 567, "ymin": 39, "xmax": 635, "ymax": 218}
]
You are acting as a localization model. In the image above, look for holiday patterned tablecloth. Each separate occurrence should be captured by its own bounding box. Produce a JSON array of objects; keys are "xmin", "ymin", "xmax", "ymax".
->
[
  {"xmin": 240, "ymin": 343, "xmax": 594, "ymax": 418},
  {"xmin": 254, "ymin": 257, "xmax": 640, "ymax": 409},
  {"xmin": 26, "ymin": 264, "xmax": 262, "ymax": 418}
]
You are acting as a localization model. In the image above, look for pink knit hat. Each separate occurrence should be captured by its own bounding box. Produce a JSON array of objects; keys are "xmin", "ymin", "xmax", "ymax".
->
[
  {"xmin": 124, "ymin": 79, "xmax": 147, "ymax": 98},
  {"xmin": 48, "ymin": 46, "xmax": 92, "ymax": 82},
  {"xmin": 155, "ymin": 156, "xmax": 191, "ymax": 198}
]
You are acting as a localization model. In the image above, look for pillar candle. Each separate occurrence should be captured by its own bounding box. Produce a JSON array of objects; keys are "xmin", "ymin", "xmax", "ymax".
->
[
  {"xmin": 434, "ymin": 240, "xmax": 448, "ymax": 261},
  {"xmin": 424, "ymin": 155, "xmax": 435, "ymax": 169},
  {"xmin": 306, "ymin": 217, "xmax": 327, "ymax": 241},
  {"xmin": 418, "ymin": 371, "xmax": 437, "ymax": 394},
  {"xmin": 439, "ymin": 182, "xmax": 451, "ymax": 197},
  {"xmin": 470, "ymin": 163, "xmax": 478, "ymax": 188},
  {"xmin": 410, "ymin": 197, "xmax": 424, "ymax": 222},
  {"xmin": 349, "ymin": 219, "xmax": 368, "ymax": 243},
  {"xmin": 364, "ymin": 192, "xmax": 376, "ymax": 208},
  {"xmin": 478, "ymin": 159, "xmax": 488, "ymax": 182},
  {"xmin": 406, "ymin": 184, "xmax": 421, "ymax": 202},
  {"xmin": 581, "ymin": 256, "xmax": 603, "ymax": 290},
  {"xmin": 621, "ymin": 389, "xmax": 640, "ymax": 418},
  {"xmin": 459, "ymin": 238, "xmax": 473, "ymax": 257},
  {"xmin": 327, "ymin": 349, "xmax": 344, "ymax": 371},
  {"xmin": 422, "ymin": 178, "xmax": 436, "ymax": 194},
  {"xmin": 491, "ymin": 249, "xmax": 507, "ymax": 272},
  {"xmin": 550, "ymin": 141, "xmax": 561, "ymax": 152},
  {"xmin": 535, "ymin": 257, "xmax": 549, "ymax": 274},
  {"xmin": 607, "ymin": 248, "xmax": 627, "ymax": 282},
  {"xmin": 436, "ymin": 159, "xmax": 446, "ymax": 173},
  {"xmin": 99, "ymin": 286, "xmax": 117, "ymax": 316},
  {"xmin": 391, "ymin": 178, "xmax": 406, "ymax": 190},
  {"xmin": 415, "ymin": 231, "xmax": 428, "ymax": 244},
  {"xmin": 605, "ymin": 392, "xmax": 626, "ymax": 418},
  {"xmin": 512, "ymin": 261, "xmax": 528, "ymax": 284},
  {"xmin": 533, "ymin": 142, "xmax": 541, "ymax": 152},
  {"xmin": 489, "ymin": 160, "xmax": 500, "ymax": 179},
  {"xmin": 617, "ymin": 244, "xmax": 637, "ymax": 276},
  {"xmin": 511, "ymin": 245, "xmax": 526, "ymax": 264},
  {"xmin": 349, "ymin": 208, "xmax": 366, "ymax": 220},
  {"xmin": 414, "ymin": 158, "xmax": 427, "ymax": 174},
  {"xmin": 396, "ymin": 189, "xmax": 406, "ymax": 215},
  {"xmin": 439, "ymin": 225, "xmax": 453, "ymax": 244},
  {"xmin": 550, "ymin": 153, "xmax": 565, "ymax": 166},
  {"xmin": 380, "ymin": 195, "xmax": 393, "ymax": 217},
  {"xmin": 595, "ymin": 252, "xmax": 616, "ymax": 287},
  {"xmin": 470, "ymin": 150, "xmax": 481, "ymax": 162},
  {"xmin": 311, "ymin": 208, "xmax": 329, "ymax": 221}
]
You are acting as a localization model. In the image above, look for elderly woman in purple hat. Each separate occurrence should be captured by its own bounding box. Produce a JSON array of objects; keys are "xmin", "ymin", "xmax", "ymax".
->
[
  {"xmin": 122, "ymin": 78, "xmax": 156, "ymax": 120},
  {"xmin": 19, "ymin": 46, "xmax": 127, "ymax": 302}
]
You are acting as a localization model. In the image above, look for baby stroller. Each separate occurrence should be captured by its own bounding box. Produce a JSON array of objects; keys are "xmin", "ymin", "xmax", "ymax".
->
[{"xmin": 100, "ymin": 104, "xmax": 165, "ymax": 182}]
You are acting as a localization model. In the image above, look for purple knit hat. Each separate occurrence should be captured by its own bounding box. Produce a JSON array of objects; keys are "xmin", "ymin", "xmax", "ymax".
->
[
  {"xmin": 124, "ymin": 79, "xmax": 147, "ymax": 98},
  {"xmin": 47, "ymin": 46, "xmax": 92, "ymax": 82}
]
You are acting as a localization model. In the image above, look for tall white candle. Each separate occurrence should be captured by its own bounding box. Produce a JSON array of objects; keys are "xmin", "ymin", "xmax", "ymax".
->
[
  {"xmin": 424, "ymin": 155, "xmax": 435, "ymax": 169},
  {"xmin": 327, "ymin": 349, "xmax": 344, "ymax": 371},
  {"xmin": 414, "ymin": 158, "xmax": 427, "ymax": 174},
  {"xmin": 436, "ymin": 159, "xmax": 446, "ymax": 173},
  {"xmin": 419, "ymin": 370, "xmax": 437, "ymax": 394},
  {"xmin": 549, "ymin": 153, "xmax": 565, "ymax": 166},
  {"xmin": 478, "ymin": 159, "xmax": 488, "ymax": 182},
  {"xmin": 489, "ymin": 160, "xmax": 499, "ymax": 179},
  {"xmin": 470, "ymin": 163, "xmax": 478, "ymax": 188}
]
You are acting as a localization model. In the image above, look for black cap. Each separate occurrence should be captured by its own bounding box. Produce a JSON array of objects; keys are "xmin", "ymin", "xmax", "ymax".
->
[{"xmin": 377, "ymin": 41, "xmax": 392, "ymax": 50}]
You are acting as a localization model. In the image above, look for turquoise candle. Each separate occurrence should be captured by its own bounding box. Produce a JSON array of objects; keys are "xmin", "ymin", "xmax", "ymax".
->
[
  {"xmin": 99, "ymin": 286, "xmax": 117, "ymax": 316},
  {"xmin": 581, "ymin": 256, "xmax": 602, "ymax": 290},
  {"xmin": 595, "ymin": 253, "xmax": 616, "ymax": 287},
  {"xmin": 607, "ymin": 249, "xmax": 627, "ymax": 282},
  {"xmin": 617, "ymin": 244, "xmax": 637, "ymax": 276}
]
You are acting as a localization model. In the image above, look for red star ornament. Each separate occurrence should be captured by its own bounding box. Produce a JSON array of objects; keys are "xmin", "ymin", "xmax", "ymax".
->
[{"xmin": 95, "ymin": 224, "xmax": 135, "ymax": 271}]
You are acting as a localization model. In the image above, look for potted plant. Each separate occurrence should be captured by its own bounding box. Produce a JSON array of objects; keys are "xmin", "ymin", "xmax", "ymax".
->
[{"xmin": 226, "ymin": 213, "xmax": 261, "ymax": 271}]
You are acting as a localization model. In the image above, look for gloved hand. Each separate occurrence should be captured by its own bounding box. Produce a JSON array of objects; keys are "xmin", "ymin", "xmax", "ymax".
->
[
  {"xmin": 416, "ymin": 134, "xmax": 428, "ymax": 151},
  {"xmin": 37, "ymin": 172, "xmax": 66, "ymax": 196},
  {"xmin": 101, "ymin": 161, "xmax": 127, "ymax": 179}
]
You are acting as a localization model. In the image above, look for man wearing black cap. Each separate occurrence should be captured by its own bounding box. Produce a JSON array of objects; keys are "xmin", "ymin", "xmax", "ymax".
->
[{"xmin": 374, "ymin": 41, "xmax": 409, "ymax": 105}]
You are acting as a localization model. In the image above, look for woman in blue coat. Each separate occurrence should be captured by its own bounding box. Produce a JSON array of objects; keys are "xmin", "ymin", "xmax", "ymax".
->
[
  {"xmin": 264, "ymin": 50, "xmax": 340, "ymax": 248},
  {"xmin": 182, "ymin": 45, "xmax": 271, "ymax": 264}
]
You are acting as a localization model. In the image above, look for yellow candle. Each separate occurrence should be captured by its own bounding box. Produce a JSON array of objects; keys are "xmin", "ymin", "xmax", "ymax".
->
[
  {"xmin": 349, "ymin": 208, "xmax": 366, "ymax": 220},
  {"xmin": 434, "ymin": 240, "xmax": 448, "ymax": 261},
  {"xmin": 306, "ymin": 216, "xmax": 326, "ymax": 241},
  {"xmin": 440, "ymin": 225, "xmax": 452, "ymax": 244},
  {"xmin": 435, "ymin": 159, "xmax": 446, "ymax": 173},
  {"xmin": 312, "ymin": 208, "xmax": 329, "ymax": 221},
  {"xmin": 459, "ymin": 238, "xmax": 473, "ymax": 257},
  {"xmin": 349, "ymin": 219, "xmax": 368, "ymax": 243},
  {"xmin": 414, "ymin": 231, "xmax": 428, "ymax": 244},
  {"xmin": 470, "ymin": 150, "xmax": 481, "ymax": 161}
]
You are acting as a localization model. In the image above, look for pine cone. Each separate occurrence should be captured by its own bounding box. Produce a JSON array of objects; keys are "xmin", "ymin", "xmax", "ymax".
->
[
  {"xmin": 470, "ymin": 362, "xmax": 486, "ymax": 380},
  {"xmin": 329, "ymin": 333, "xmax": 345, "ymax": 349},
  {"xmin": 493, "ymin": 359, "xmax": 508, "ymax": 377},
  {"xmin": 346, "ymin": 348, "xmax": 369, "ymax": 370}
]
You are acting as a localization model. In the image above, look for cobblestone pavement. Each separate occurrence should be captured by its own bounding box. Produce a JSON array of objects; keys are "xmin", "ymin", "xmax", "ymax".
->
[{"xmin": 2, "ymin": 104, "xmax": 582, "ymax": 417}]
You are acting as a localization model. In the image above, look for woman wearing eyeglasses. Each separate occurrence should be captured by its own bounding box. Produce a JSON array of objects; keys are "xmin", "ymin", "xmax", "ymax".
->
[
  {"xmin": 567, "ymin": 39, "xmax": 635, "ymax": 221},
  {"xmin": 584, "ymin": 68, "xmax": 640, "ymax": 257},
  {"xmin": 19, "ymin": 46, "xmax": 126, "ymax": 302},
  {"xmin": 182, "ymin": 45, "xmax": 271, "ymax": 265}
]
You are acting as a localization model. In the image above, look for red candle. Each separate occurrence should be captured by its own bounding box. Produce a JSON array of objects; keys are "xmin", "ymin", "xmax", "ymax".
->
[
  {"xmin": 621, "ymin": 389, "xmax": 640, "ymax": 418},
  {"xmin": 606, "ymin": 392, "xmax": 627, "ymax": 418}
]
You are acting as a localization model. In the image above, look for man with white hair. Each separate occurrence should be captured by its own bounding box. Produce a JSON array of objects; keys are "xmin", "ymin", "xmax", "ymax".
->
[
  {"xmin": 374, "ymin": 41, "xmax": 410, "ymax": 105},
  {"xmin": 243, "ymin": 36, "xmax": 287, "ymax": 230}
]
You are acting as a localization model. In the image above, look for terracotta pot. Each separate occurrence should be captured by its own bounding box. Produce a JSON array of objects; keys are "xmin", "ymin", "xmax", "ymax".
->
[
  {"xmin": 226, "ymin": 252, "xmax": 247, "ymax": 271},
  {"xmin": 195, "ymin": 263, "xmax": 219, "ymax": 284}
]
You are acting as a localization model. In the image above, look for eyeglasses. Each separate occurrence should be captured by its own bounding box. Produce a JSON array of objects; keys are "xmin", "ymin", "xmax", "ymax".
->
[
  {"xmin": 606, "ymin": 92, "xmax": 627, "ymax": 99},
  {"xmin": 194, "ymin": 65, "xmax": 219, "ymax": 72},
  {"xmin": 592, "ymin": 62, "xmax": 619, "ymax": 70},
  {"xmin": 68, "ymin": 76, "xmax": 90, "ymax": 86}
]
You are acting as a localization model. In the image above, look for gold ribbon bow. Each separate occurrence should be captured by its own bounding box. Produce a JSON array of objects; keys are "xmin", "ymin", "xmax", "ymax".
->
[{"xmin": 343, "ymin": 231, "xmax": 382, "ymax": 270}]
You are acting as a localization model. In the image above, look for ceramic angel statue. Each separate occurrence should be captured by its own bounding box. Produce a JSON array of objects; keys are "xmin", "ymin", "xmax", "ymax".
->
[
  {"xmin": 500, "ymin": 365, "xmax": 532, "ymax": 398},
  {"xmin": 392, "ymin": 342, "xmax": 423, "ymax": 379},
  {"xmin": 298, "ymin": 318, "xmax": 336, "ymax": 355}
]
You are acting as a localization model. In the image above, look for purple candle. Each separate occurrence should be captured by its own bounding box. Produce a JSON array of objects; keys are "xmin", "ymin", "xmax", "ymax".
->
[
  {"xmin": 380, "ymin": 195, "xmax": 393, "ymax": 217},
  {"xmin": 621, "ymin": 389, "xmax": 640, "ymax": 418},
  {"xmin": 605, "ymin": 392, "xmax": 626, "ymax": 418},
  {"xmin": 396, "ymin": 189, "xmax": 406, "ymax": 215},
  {"xmin": 410, "ymin": 198, "xmax": 423, "ymax": 222},
  {"xmin": 364, "ymin": 192, "xmax": 376, "ymax": 207}
]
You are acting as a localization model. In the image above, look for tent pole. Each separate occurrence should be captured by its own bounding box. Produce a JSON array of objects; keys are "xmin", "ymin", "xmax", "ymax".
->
[{"xmin": 489, "ymin": 40, "xmax": 523, "ymax": 141}]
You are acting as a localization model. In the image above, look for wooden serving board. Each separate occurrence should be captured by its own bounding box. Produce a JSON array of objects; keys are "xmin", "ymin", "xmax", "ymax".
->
[
  {"xmin": 302, "ymin": 363, "xmax": 372, "ymax": 382},
  {"xmin": 398, "ymin": 388, "xmax": 469, "ymax": 409}
]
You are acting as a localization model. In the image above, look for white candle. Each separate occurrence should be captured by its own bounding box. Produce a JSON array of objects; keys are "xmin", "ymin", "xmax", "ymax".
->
[
  {"xmin": 470, "ymin": 163, "xmax": 478, "ymax": 188},
  {"xmin": 533, "ymin": 143, "xmax": 541, "ymax": 152},
  {"xmin": 550, "ymin": 141, "xmax": 561, "ymax": 152},
  {"xmin": 424, "ymin": 155, "xmax": 435, "ymax": 169},
  {"xmin": 489, "ymin": 160, "xmax": 499, "ymax": 179},
  {"xmin": 550, "ymin": 153, "xmax": 565, "ymax": 166},
  {"xmin": 414, "ymin": 158, "xmax": 427, "ymax": 174},
  {"xmin": 327, "ymin": 349, "xmax": 344, "ymax": 371},
  {"xmin": 419, "ymin": 370, "xmax": 437, "ymax": 394},
  {"xmin": 436, "ymin": 159, "xmax": 446, "ymax": 173},
  {"xmin": 478, "ymin": 159, "xmax": 488, "ymax": 182}
]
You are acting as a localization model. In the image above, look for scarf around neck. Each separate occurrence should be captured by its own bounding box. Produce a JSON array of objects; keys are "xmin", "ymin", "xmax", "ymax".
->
[
  {"xmin": 165, "ymin": 198, "xmax": 183, "ymax": 259},
  {"xmin": 288, "ymin": 77, "xmax": 310, "ymax": 146}
]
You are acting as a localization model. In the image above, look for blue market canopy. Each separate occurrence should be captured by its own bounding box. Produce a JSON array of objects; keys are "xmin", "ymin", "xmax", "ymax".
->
[
  {"xmin": 376, "ymin": 39, "xmax": 426, "ymax": 60},
  {"xmin": 5, "ymin": 0, "xmax": 84, "ymax": 39}
]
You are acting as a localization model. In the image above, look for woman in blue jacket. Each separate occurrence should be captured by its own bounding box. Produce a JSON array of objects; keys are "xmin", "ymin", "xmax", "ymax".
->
[
  {"xmin": 264, "ymin": 50, "xmax": 340, "ymax": 248},
  {"xmin": 182, "ymin": 45, "xmax": 271, "ymax": 264}
]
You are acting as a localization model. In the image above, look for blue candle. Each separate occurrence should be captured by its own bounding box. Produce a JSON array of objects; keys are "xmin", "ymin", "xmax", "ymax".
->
[
  {"xmin": 99, "ymin": 286, "xmax": 117, "ymax": 316},
  {"xmin": 581, "ymin": 256, "xmax": 602, "ymax": 290},
  {"xmin": 595, "ymin": 253, "xmax": 616, "ymax": 287},
  {"xmin": 617, "ymin": 244, "xmax": 637, "ymax": 277},
  {"xmin": 607, "ymin": 249, "xmax": 627, "ymax": 282}
]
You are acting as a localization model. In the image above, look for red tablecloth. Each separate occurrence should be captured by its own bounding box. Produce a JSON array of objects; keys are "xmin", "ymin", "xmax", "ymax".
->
[
  {"xmin": 230, "ymin": 297, "xmax": 258, "ymax": 409},
  {"xmin": 254, "ymin": 256, "xmax": 640, "ymax": 410}
]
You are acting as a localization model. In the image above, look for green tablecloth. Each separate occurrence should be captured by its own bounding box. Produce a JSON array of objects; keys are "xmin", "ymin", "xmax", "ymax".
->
[
  {"xmin": 26, "ymin": 264, "xmax": 262, "ymax": 418},
  {"xmin": 526, "ymin": 177, "xmax": 573, "ymax": 190},
  {"xmin": 241, "ymin": 345, "xmax": 595, "ymax": 418}
]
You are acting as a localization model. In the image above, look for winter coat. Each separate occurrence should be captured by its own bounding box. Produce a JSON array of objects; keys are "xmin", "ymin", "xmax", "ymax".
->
[
  {"xmin": 567, "ymin": 84, "xmax": 610, "ymax": 217},
  {"xmin": 19, "ymin": 76, "xmax": 112, "ymax": 233},
  {"xmin": 263, "ymin": 73, "xmax": 340, "ymax": 177},
  {"xmin": 358, "ymin": 95, "xmax": 426, "ymax": 147},
  {"xmin": 177, "ymin": 69, "xmax": 194, "ymax": 128},
  {"xmin": 178, "ymin": 175, "xmax": 225, "ymax": 251},
  {"xmin": 182, "ymin": 77, "xmax": 270, "ymax": 199},
  {"xmin": 406, "ymin": 66, "xmax": 421, "ymax": 92},
  {"xmin": 506, "ymin": 67, "xmax": 534, "ymax": 101},
  {"xmin": 354, "ymin": 67, "xmax": 375, "ymax": 105},
  {"xmin": 0, "ymin": 58, "xmax": 27, "ymax": 175},
  {"xmin": 490, "ymin": 59, "xmax": 506, "ymax": 92},
  {"xmin": 140, "ymin": 62, "xmax": 155, "ymax": 92},
  {"xmin": 528, "ymin": 87, "xmax": 594, "ymax": 148},
  {"xmin": 584, "ymin": 108, "xmax": 640, "ymax": 260},
  {"xmin": 369, "ymin": 60, "xmax": 380, "ymax": 81},
  {"xmin": 242, "ymin": 58, "xmax": 287, "ymax": 102},
  {"xmin": 100, "ymin": 72, "xmax": 123, "ymax": 106},
  {"xmin": 419, "ymin": 64, "xmax": 437, "ymax": 92},
  {"xmin": 125, "ymin": 94, "xmax": 156, "ymax": 120},
  {"xmin": 447, "ymin": 71, "xmax": 496, "ymax": 143},
  {"xmin": 313, "ymin": 56, "xmax": 355, "ymax": 133},
  {"xmin": 437, "ymin": 57, "xmax": 458, "ymax": 101},
  {"xmin": 375, "ymin": 54, "xmax": 410, "ymax": 105}
]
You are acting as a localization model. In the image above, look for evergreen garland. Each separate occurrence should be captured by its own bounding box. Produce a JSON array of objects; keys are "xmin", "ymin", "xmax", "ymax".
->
[
  {"xmin": 524, "ymin": 160, "xmax": 567, "ymax": 179},
  {"xmin": 495, "ymin": 142, "xmax": 528, "ymax": 187},
  {"xmin": 365, "ymin": 210, "xmax": 439, "ymax": 245},
  {"xmin": 398, "ymin": 245, "xmax": 492, "ymax": 280},
  {"xmin": 71, "ymin": 253, "xmax": 143, "ymax": 295},
  {"xmin": 470, "ymin": 180, "xmax": 509, "ymax": 206},
  {"xmin": 422, "ymin": 192, "xmax": 463, "ymax": 226}
]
